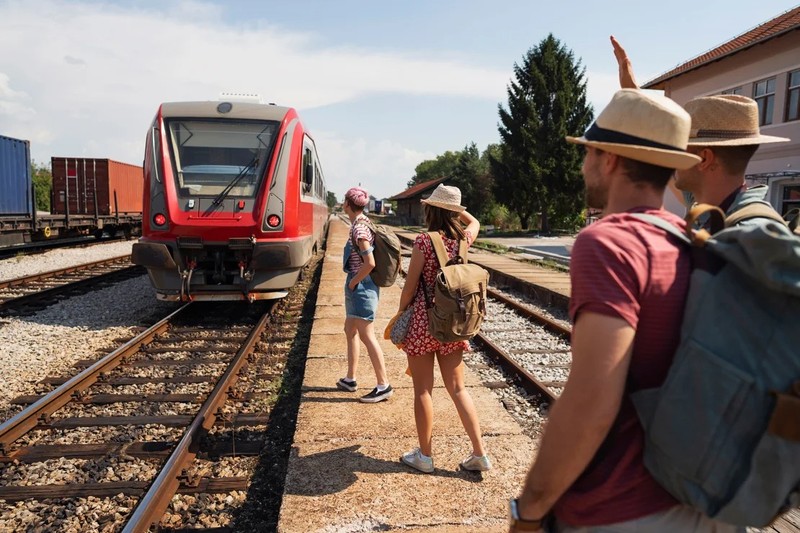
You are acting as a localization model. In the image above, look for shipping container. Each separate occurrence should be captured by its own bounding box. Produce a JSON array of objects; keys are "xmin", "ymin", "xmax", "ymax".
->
[
  {"xmin": 51, "ymin": 158, "xmax": 143, "ymax": 216},
  {"xmin": 0, "ymin": 134, "xmax": 32, "ymax": 216}
]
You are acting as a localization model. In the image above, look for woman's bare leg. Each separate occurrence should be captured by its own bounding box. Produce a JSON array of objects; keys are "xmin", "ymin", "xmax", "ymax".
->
[
  {"xmin": 407, "ymin": 353, "xmax": 436, "ymax": 456},
  {"xmin": 438, "ymin": 350, "xmax": 485, "ymax": 457},
  {"xmin": 355, "ymin": 319, "xmax": 388, "ymax": 385}
]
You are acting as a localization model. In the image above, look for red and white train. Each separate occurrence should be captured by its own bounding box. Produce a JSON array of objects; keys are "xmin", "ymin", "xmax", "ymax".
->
[{"xmin": 132, "ymin": 97, "xmax": 328, "ymax": 301}]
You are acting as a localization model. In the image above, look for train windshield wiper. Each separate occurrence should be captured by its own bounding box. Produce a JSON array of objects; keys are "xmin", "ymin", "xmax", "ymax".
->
[{"xmin": 211, "ymin": 155, "xmax": 260, "ymax": 207}]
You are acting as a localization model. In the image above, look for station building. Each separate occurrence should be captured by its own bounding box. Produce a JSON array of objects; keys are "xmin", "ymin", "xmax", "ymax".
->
[{"xmin": 644, "ymin": 6, "xmax": 800, "ymax": 216}]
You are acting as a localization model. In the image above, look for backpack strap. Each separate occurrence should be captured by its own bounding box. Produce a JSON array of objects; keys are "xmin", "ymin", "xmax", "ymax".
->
[
  {"xmin": 457, "ymin": 238, "xmax": 468, "ymax": 264},
  {"xmin": 725, "ymin": 201, "xmax": 787, "ymax": 227},
  {"xmin": 427, "ymin": 232, "xmax": 450, "ymax": 269},
  {"xmin": 784, "ymin": 208, "xmax": 800, "ymax": 233},
  {"xmin": 687, "ymin": 204, "xmax": 726, "ymax": 236},
  {"xmin": 629, "ymin": 213, "xmax": 692, "ymax": 246},
  {"xmin": 350, "ymin": 217, "xmax": 375, "ymax": 264}
]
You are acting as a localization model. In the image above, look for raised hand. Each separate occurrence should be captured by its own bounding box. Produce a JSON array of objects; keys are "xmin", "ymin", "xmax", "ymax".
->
[{"xmin": 610, "ymin": 35, "xmax": 639, "ymax": 89}]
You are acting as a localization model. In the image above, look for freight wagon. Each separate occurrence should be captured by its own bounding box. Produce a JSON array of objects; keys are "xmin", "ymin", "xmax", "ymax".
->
[
  {"xmin": 0, "ymin": 136, "xmax": 143, "ymax": 247},
  {"xmin": 0, "ymin": 134, "xmax": 32, "ymax": 217},
  {"xmin": 50, "ymin": 158, "xmax": 143, "ymax": 216}
]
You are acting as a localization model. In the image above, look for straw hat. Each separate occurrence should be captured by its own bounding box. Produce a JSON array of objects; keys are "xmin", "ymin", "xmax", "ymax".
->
[
  {"xmin": 685, "ymin": 95, "xmax": 790, "ymax": 146},
  {"xmin": 420, "ymin": 184, "xmax": 466, "ymax": 212},
  {"xmin": 566, "ymin": 89, "xmax": 701, "ymax": 170}
]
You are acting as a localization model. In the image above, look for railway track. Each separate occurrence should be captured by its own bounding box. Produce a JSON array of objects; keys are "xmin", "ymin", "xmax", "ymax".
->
[
  {"xmin": 0, "ymin": 255, "xmax": 143, "ymax": 315},
  {"xmin": 0, "ymin": 234, "xmax": 131, "ymax": 261},
  {"xmin": 0, "ymin": 300, "xmax": 286, "ymax": 531},
  {"xmin": 475, "ymin": 287, "xmax": 571, "ymax": 403}
]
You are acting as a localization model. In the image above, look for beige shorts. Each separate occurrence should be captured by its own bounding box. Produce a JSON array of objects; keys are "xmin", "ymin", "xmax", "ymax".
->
[{"xmin": 554, "ymin": 505, "xmax": 745, "ymax": 533}]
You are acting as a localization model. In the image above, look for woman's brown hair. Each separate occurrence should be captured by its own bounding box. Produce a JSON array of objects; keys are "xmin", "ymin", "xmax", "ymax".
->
[{"xmin": 424, "ymin": 205, "xmax": 465, "ymax": 241}]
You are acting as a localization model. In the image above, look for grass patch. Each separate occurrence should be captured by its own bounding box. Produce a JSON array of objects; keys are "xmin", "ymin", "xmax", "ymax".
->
[{"xmin": 471, "ymin": 240, "xmax": 509, "ymax": 254}]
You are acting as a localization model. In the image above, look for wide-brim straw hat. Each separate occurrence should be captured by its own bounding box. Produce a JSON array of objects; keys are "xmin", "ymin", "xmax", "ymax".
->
[
  {"xmin": 420, "ymin": 184, "xmax": 466, "ymax": 212},
  {"xmin": 685, "ymin": 95, "xmax": 790, "ymax": 146},
  {"xmin": 566, "ymin": 89, "xmax": 701, "ymax": 170}
]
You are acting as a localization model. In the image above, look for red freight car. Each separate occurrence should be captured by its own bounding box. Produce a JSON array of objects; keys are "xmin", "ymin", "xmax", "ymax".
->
[{"xmin": 51, "ymin": 158, "xmax": 143, "ymax": 216}]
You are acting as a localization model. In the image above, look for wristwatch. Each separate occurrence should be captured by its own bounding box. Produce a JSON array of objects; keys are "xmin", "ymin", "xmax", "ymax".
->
[{"xmin": 509, "ymin": 498, "xmax": 544, "ymax": 531}]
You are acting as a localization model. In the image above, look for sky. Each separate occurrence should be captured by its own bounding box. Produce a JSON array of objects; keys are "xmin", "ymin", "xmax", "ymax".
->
[{"xmin": 1, "ymin": 0, "xmax": 797, "ymax": 201}]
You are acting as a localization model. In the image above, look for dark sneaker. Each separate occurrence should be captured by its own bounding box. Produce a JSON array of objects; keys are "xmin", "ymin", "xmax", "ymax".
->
[
  {"xmin": 359, "ymin": 385, "xmax": 393, "ymax": 403},
  {"xmin": 336, "ymin": 378, "xmax": 357, "ymax": 392}
]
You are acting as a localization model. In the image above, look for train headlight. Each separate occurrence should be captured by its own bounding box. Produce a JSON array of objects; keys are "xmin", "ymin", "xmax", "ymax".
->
[
  {"xmin": 267, "ymin": 215, "xmax": 281, "ymax": 228},
  {"xmin": 153, "ymin": 213, "xmax": 167, "ymax": 226}
]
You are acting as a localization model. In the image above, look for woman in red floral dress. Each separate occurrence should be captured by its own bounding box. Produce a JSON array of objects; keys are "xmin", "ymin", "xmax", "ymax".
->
[{"xmin": 396, "ymin": 184, "xmax": 492, "ymax": 474}]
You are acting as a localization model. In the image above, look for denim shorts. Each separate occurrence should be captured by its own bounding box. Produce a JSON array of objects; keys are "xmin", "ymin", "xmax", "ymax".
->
[{"xmin": 344, "ymin": 272, "xmax": 380, "ymax": 321}]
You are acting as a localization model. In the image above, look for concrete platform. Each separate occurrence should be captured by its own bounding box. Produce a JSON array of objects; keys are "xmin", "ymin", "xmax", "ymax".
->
[{"xmin": 278, "ymin": 217, "xmax": 537, "ymax": 532}]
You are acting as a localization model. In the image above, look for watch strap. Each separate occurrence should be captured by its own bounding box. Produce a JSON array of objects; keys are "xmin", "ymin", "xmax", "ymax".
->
[{"xmin": 510, "ymin": 499, "xmax": 544, "ymax": 531}]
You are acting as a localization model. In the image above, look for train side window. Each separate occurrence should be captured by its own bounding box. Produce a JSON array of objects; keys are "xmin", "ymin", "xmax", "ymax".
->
[
  {"xmin": 314, "ymin": 162, "xmax": 323, "ymax": 199},
  {"xmin": 302, "ymin": 147, "xmax": 314, "ymax": 195}
]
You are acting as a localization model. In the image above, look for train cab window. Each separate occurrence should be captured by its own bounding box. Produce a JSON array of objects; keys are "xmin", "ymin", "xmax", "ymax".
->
[{"xmin": 167, "ymin": 119, "xmax": 278, "ymax": 199}]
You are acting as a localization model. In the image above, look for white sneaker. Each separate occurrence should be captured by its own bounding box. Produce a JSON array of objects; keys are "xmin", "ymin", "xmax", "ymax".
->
[
  {"xmin": 401, "ymin": 448, "xmax": 434, "ymax": 473},
  {"xmin": 460, "ymin": 454, "xmax": 492, "ymax": 471}
]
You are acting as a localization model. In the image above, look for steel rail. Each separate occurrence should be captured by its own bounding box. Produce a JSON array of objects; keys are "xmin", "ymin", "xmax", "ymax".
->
[
  {"xmin": 0, "ymin": 254, "xmax": 133, "ymax": 289},
  {"xmin": 472, "ymin": 333, "xmax": 558, "ymax": 404},
  {"xmin": 486, "ymin": 288, "xmax": 571, "ymax": 339},
  {"xmin": 122, "ymin": 309, "xmax": 272, "ymax": 533},
  {"xmin": 0, "ymin": 304, "xmax": 190, "ymax": 456}
]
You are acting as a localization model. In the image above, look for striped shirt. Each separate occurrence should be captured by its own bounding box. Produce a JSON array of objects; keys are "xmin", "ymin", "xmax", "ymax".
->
[
  {"xmin": 554, "ymin": 207, "xmax": 691, "ymax": 527},
  {"xmin": 346, "ymin": 214, "xmax": 375, "ymax": 275}
]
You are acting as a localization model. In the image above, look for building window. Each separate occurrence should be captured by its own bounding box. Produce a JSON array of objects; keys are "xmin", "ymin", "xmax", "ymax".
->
[
  {"xmin": 721, "ymin": 86, "xmax": 743, "ymax": 95},
  {"xmin": 754, "ymin": 78, "xmax": 776, "ymax": 125},
  {"xmin": 787, "ymin": 70, "xmax": 800, "ymax": 122},
  {"xmin": 783, "ymin": 185, "xmax": 800, "ymax": 216}
]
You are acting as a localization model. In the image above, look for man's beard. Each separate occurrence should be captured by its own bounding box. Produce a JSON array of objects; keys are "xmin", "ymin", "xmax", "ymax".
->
[{"xmin": 584, "ymin": 184, "xmax": 607, "ymax": 210}]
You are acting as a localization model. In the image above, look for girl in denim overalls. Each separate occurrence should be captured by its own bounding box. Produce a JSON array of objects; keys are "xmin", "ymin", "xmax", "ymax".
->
[{"xmin": 337, "ymin": 187, "xmax": 392, "ymax": 403}]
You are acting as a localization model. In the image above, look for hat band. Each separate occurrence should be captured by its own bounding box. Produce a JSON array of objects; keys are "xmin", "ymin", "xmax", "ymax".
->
[
  {"xmin": 585, "ymin": 123, "xmax": 686, "ymax": 152},
  {"xmin": 691, "ymin": 128, "xmax": 760, "ymax": 139}
]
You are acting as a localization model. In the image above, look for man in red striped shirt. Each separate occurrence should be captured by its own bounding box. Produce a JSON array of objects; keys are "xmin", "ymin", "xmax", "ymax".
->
[{"xmin": 509, "ymin": 91, "xmax": 740, "ymax": 532}]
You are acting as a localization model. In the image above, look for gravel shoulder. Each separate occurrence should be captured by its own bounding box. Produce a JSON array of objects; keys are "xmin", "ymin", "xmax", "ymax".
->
[{"xmin": 0, "ymin": 241, "xmax": 175, "ymax": 415}]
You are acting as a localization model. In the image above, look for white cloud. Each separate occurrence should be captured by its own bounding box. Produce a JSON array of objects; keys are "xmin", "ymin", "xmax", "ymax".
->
[
  {"xmin": 0, "ymin": 0, "xmax": 507, "ymax": 174},
  {"xmin": 314, "ymin": 130, "xmax": 435, "ymax": 201}
]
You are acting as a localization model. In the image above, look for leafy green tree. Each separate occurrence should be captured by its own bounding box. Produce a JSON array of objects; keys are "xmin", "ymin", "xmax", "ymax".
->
[
  {"xmin": 31, "ymin": 160, "xmax": 52, "ymax": 212},
  {"xmin": 407, "ymin": 151, "xmax": 460, "ymax": 188},
  {"xmin": 491, "ymin": 34, "xmax": 593, "ymax": 232},
  {"xmin": 449, "ymin": 143, "xmax": 494, "ymax": 221},
  {"xmin": 326, "ymin": 191, "xmax": 337, "ymax": 210}
]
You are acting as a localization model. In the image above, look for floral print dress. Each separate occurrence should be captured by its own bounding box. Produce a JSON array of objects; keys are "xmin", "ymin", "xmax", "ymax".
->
[{"xmin": 402, "ymin": 230, "xmax": 474, "ymax": 357}]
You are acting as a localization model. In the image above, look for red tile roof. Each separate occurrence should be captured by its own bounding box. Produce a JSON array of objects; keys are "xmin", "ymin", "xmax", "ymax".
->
[
  {"xmin": 643, "ymin": 6, "xmax": 800, "ymax": 89},
  {"xmin": 388, "ymin": 177, "xmax": 448, "ymax": 200}
]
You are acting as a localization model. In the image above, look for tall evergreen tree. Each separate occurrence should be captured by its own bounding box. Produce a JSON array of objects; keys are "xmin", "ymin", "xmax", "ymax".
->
[{"xmin": 491, "ymin": 34, "xmax": 593, "ymax": 232}]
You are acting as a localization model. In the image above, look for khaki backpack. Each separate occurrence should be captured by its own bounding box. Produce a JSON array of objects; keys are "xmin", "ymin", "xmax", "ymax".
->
[
  {"xmin": 420, "ymin": 232, "xmax": 489, "ymax": 342},
  {"xmin": 351, "ymin": 218, "xmax": 401, "ymax": 287}
]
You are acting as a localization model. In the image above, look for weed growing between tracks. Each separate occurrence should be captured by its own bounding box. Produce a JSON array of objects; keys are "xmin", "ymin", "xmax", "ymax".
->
[{"xmin": 231, "ymin": 249, "xmax": 324, "ymax": 532}]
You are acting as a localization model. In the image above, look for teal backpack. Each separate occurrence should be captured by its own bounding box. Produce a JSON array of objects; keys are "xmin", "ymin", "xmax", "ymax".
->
[{"xmin": 631, "ymin": 205, "xmax": 800, "ymax": 528}]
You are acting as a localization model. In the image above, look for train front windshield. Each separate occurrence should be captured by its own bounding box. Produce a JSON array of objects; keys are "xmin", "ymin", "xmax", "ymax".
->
[{"xmin": 166, "ymin": 119, "xmax": 279, "ymax": 199}]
